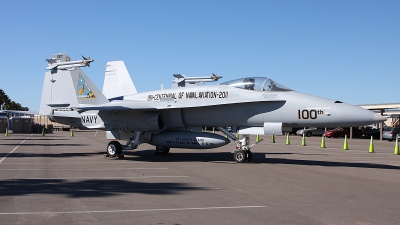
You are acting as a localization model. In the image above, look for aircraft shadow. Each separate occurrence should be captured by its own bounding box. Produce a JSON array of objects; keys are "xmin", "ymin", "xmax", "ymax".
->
[
  {"xmin": 0, "ymin": 179, "xmax": 207, "ymax": 198},
  {"xmin": 264, "ymin": 157, "xmax": 400, "ymax": 170},
  {"xmin": 124, "ymin": 149, "xmax": 235, "ymax": 163},
  {"xmin": 265, "ymin": 152, "xmax": 294, "ymax": 155},
  {"xmin": 0, "ymin": 152, "xmax": 100, "ymax": 158},
  {"xmin": 123, "ymin": 149, "xmax": 400, "ymax": 170}
]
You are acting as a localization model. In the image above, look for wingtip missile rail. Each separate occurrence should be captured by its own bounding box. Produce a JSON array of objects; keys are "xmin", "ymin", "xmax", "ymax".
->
[
  {"xmin": 172, "ymin": 73, "xmax": 222, "ymax": 87},
  {"xmin": 46, "ymin": 55, "xmax": 94, "ymax": 71}
]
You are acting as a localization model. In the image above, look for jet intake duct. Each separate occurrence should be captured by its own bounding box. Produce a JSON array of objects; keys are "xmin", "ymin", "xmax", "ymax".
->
[
  {"xmin": 142, "ymin": 113, "xmax": 164, "ymax": 131},
  {"xmin": 238, "ymin": 122, "xmax": 283, "ymax": 135},
  {"xmin": 148, "ymin": 130, "xmax": 230, "ymax": 149},
  {"xmin": 157, "ymin": 114, "xmax": 164, "ymax": 130}
]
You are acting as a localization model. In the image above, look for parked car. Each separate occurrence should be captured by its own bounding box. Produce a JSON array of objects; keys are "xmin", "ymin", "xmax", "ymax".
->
[
  {"xmin": 382, "ymin": 127, "xmax": 400, "ymax": 141},
  {"xmin": 296, "ymin": 127, "xmax": 326, "ymax": 137},
  {"xmin": 325, "ymin": 128, "xmax": 349, "ymax": 138},
  {"xmin": 363, "ymin": 127, "xmax": 381, "ymax": 139},
  {"xmin": 289, "ymin": 127, "xmax": 302, "ymax": 135},
  {"xmin": 325, "ymin": 127, "xmax": 362, "ymax": 138}
]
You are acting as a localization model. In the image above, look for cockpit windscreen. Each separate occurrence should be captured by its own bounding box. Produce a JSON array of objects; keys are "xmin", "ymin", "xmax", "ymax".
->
[{"xmin": 219, "ymin": 77, "xmax": 292, "ymax": 92}]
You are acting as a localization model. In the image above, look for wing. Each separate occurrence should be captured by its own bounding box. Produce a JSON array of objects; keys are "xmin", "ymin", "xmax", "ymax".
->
[{"xmin": 77, "ymin": 98, "xmax": 285, "ymax": 112}]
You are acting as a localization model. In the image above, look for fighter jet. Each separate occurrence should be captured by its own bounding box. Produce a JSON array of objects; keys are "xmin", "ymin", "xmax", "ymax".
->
[
  {"xmin": 46, "ymin": 54, "xmax": 93, "ymax": 71},
  {"xmin": 39, "ymin": 53, "xmax": 386, "ymax": 163}
]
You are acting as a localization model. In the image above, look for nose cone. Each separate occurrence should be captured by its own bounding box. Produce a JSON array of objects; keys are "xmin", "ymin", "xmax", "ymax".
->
[
  {"xmin": 373, "ymin": 113, "xmax": 386, "ymax": 123},
  {"xmin": 325, "ymin": 104, "xmax": 387, "ymax": 127}
]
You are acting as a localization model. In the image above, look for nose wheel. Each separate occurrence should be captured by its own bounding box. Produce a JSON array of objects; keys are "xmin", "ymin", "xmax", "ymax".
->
[
  {"xmin": 233, "ymin": 136, "xmax": 261, "ymax": 163},
  {"xmin": 234, "ymin": 150, "xmax": 252, "ymax": 163}
]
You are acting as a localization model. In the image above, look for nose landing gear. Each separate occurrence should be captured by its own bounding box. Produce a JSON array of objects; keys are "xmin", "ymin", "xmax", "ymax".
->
[{"xmin": 233, "ymin": 136, "xmax": 261, "ymax": 163}]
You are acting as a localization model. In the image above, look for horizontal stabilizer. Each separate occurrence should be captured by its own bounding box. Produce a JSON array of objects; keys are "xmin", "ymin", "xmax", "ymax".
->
[
  {"xmin": 46, "ymin": 103, "xmax": 71, "ymax": 107},
  {"xmin": 46, "ymin": 58, "xmax": 57, "ymax": 64}
]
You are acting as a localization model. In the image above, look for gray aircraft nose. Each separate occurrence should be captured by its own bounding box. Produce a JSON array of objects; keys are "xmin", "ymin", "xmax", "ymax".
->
[
  {"xmin": 347, "ymin": 106, "xmax": 386, "ymax": 126},
  {"xmin": 373, "ymin": 113, "xmax": 386, "ymax": 123},
  {"xmin": 348, "ymin": 107, "xmax": 386, "ymax": 126},
  {"xmin": 323, "ymin": 104, "xmax": 387, "ymax": 127}
]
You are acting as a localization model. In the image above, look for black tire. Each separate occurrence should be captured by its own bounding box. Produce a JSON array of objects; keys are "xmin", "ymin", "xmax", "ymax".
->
[
  {"xmin": 333, "ymin": 133, "xmax": 339, "ymax": 138},
  {"xmin": 107, "ymin": 141, "xmax": 122, "ymax": 157},
  {"xmin": 234, "ymin": 150, "xmax": 247, "ymax": 163},
  {"xmin": 245, "ymin": 151, "xmax": 253, "ymax": 163},
  {"xmin": 155, "ymin": 146, "xmax": 170, "ymax": 155},
  {"xmin": 306, "ymin": 132, "xmax": 312, "ymax": 137}
]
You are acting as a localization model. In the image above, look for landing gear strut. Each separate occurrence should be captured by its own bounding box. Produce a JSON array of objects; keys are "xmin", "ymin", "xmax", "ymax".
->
[
  {"xmin": 124, "ymin": 131, "xmax": 143, "ymax": 150},
  {"xmin": 233, "ymin": 136, "xmax": 261, "ymax": 163}
]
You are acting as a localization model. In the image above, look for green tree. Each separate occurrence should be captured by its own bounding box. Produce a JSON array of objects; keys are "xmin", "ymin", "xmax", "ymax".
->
[
  {"xmin": 0, "ymin": 89, "xmax": 29, "ymax": 111},
  {"xmin": 0, "ymin": 89, "xmax": 10, "ymax": 110}
]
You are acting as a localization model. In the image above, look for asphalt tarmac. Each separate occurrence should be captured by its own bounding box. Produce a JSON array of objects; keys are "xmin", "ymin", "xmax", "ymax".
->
[{"xmin": 1, "ymin": 131, "xmax": 400, "ymax": 225}]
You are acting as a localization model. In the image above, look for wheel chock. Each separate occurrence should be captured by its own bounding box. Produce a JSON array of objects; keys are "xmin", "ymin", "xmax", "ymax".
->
[{"xmin": 103, "ymin": 154, "xmax": 124, "ymax": 159}]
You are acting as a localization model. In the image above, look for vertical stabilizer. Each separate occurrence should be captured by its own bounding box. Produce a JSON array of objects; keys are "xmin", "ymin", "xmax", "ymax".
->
[
  {"xmin": 103, "ymin": 61, "xmax": 137, "ymax": 100},
  {"xmin": 74, "ymin": 68, "xmax": 109, "ymax": 105},
  {"xmin": 39, "ymin": 56, "xmax": 109, "ymax": 115}
]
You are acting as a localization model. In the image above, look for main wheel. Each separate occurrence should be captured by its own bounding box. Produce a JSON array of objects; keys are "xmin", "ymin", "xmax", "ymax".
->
[
  {"xmin": 107, "ymin": 141, "xmax": 122, "ymax": 157},
  {"xmin": 245, "ymin": 151, "xmax": 253, "ymax": 163},
  {"xmin": 155, "ymin": 146, "xmax": 170, "ymax": 155},
  {"xmin": 333, "ymin": 133, "xmax": 339, "ymax": 138},
  {"xmin": 306, "ymin": 132, "xmax": 312, "ymax": 137},
  {"xmin": 234, "ymin": 150, "xmax": 247, "ymax": 163}
]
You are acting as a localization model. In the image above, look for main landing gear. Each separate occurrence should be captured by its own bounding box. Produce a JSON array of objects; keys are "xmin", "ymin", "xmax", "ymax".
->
[
  {"xmin": 106, "ymin": 131, "xmax": 142, "ymax": 157},
  {"xmin": 106, "ymin": 131, "xmax": 172, "ymax": 157},
  {"xmin": 107, "ymin": 141, "xmax": 122, "ymax": 157},
  {"xmin": 155, "ymin": 146, "xmax": 170, "ymax": 155},
  {"xmin": 233, "ymin": 136, "xmax": 261, "ymax": 163}
]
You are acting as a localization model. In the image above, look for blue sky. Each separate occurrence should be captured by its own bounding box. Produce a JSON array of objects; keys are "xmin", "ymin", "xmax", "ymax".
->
[{"xmin": 0, "ymin": 0, "xmax": 399, "ymax": 111}]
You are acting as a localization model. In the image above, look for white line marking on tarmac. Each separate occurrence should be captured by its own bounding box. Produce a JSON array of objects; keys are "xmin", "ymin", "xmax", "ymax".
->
[
  {"xmin": 0, "ymin": 168, "xmax": 167, "ymax": 171},
  {"xmin": 0, "ymin": 206, "xmax": 266, "ymax": 215},
  {"xmin": 0, "ymin": 136, "xmax": 30, "ymax": 164},
  {"xmin": 2, "ymin": 176, "xmax": 189, "ymax": 179},
  {"xmin": 0, "ymin": 162, "xmax": 153, "ymax": 164}
]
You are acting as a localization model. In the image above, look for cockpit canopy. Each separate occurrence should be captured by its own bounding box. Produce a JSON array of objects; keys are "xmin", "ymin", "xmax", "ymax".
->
[{"xmin": 219, "ymin": 77, "xmax": 292, "ymax": 92}]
